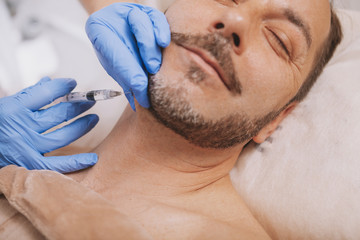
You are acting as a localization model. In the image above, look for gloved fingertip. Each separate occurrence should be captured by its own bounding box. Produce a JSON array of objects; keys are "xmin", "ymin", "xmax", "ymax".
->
[
  {"xmin": 130, "ymin": 102, "xmax": 136, "ymax": 111},
  {"xmin": 87, "ymin": 114, "xmax": 100, "ymax": 128},
  {"xmin": 38, "ymin": 76, "xmax": 52, "ymax": 84},
  {"xmin": 79, "ymin": 101, "xmax": 96, "ymax": 110},
  {"xmin": 158, "ymin": 34, "xmax": 171, "ymax": 48},
  {"xmin": 154, "ymin": 26, "xmax": 171, "ymax": 48},
  {"xmin": 73, "ymin": 153, "xmax": 98, "ymax": 171},
  {"xmin": 134, "ymin": 90, "xmax": 150, "ymax": 109},
  {"xmin": 81, "ymin": 153, "xmax": 98, "ymax": 166},
  {"xmin": 139, "ymin": 100, "xmax": 150, "ymax": 109},
  {"xmin": 61, "ymin": 78, "xmax": 77, "ymax": 88},
  {"xmin": 67, "ymin": 153, "xmax": 98, "ymax": 172},
  {"xmin": 125, "ymin": 93, "xmax": 136, "ymax": 111},
  {"xmin": 147, "ymin": 59, "xmax": 161, "ymax": 74},
  {"xmin": 153, "ymin": 65, "xmax": 161, "ymax": 74}
]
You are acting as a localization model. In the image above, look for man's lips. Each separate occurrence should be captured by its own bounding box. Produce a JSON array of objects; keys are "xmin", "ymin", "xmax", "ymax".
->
[{"xmin": 179, "ymin": 44, "xmax": 231, "ymax": 91}]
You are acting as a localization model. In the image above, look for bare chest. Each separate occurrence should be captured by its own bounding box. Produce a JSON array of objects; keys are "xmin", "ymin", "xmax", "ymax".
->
[{"xmin": 98, "ymin": 191, "xmax": 266, "ymax": 240}]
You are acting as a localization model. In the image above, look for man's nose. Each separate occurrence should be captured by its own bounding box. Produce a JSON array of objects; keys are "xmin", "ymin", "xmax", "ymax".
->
[{"xmin": 209, "ymin": 9, "xmax": 250, "ymax": 54}]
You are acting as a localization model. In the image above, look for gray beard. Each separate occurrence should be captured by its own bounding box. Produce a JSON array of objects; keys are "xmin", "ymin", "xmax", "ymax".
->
[
  {"xmin": 148, "ymin": 72, "xmax": 280, "ymax": 149},
  {"xmin": 147, "ymin": 32, "xmax": 280, "ymax": 149}
]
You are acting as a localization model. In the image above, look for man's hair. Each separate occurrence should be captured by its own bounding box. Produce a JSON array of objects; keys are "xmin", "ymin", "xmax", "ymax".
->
[{"xmin": 289, "ymin": 7, "xmax": 343, "ymax": 103}]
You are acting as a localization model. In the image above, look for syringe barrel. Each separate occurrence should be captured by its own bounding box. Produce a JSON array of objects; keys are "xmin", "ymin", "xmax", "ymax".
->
[{"xmin": 62, "ymin": 90, "xmax": 121, "ymax": 102}]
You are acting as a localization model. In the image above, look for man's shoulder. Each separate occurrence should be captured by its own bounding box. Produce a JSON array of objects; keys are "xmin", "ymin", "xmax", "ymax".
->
[
  {"xmin": 0, "ymin": 194, "xmax": 17, "ymax": 222},
  {"xmin": 0, "ymin": 195, "xmax": 45, "ymax": 239},
  {"xmin": 183, "ymin": 177, "xmax": 272, "ymax": 239},
  {"xmin": 125, "ymin": 195, "xmax": 270, "ymax": 240}
]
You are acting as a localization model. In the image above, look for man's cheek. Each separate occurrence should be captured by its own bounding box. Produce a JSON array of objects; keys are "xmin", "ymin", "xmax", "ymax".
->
[
  {"xmin": 160, "ymin": 42, "xmax": 196, "ymax": 77},
  {"xmin": 165, "ymin": 0, "xmax": 219, "ymax": 34}
]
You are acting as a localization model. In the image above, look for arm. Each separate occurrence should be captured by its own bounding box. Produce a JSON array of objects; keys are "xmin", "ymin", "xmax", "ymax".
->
[{"xmin": 0, "ymin": 165, "xmax": 152, "ymax": 240}]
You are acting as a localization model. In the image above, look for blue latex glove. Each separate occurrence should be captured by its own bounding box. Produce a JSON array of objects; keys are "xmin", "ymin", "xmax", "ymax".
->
[
  {"xmin": 0, "ymin": 77, "xmax": 99, "ymax": 173},
  {"xmin": 86, "ymin": 3, "xmax": 171, "ymax": 110}
]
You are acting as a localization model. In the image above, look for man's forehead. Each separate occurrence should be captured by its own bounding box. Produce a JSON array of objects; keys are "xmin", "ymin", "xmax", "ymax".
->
[
  {"xmin": 267, "ymin": 0, "xmax": 331, "ymax": 45},
  {"xmin": 269, "ymin": 0, "xmax": 331, "ymax": 26}
]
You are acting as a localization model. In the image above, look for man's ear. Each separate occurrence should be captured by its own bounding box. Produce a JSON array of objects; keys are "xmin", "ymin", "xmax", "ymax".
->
[{"xmin": 252, "ymin": 102, "xmax": 298, "ymax": 144}]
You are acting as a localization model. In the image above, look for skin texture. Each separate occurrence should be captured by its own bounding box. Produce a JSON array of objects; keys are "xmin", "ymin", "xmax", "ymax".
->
[
  {"xmin": 68, "ymin": 0, "xmax": 332, "ymax": 239},
  {"xmin": 154, "ymin": 0, "xmax": 331, "ymax": 143}
]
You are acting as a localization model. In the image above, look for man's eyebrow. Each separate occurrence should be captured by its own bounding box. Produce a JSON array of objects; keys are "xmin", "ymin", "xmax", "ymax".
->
[{"xmin": 283, "ymin": 8, "xmax": 312, "ymax": 49}]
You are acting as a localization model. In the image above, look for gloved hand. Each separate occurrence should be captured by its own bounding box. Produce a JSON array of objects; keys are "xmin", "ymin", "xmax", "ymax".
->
[
  {"xmin": 85, "ymin": 3, "xmax": 171, "ymax": 110},
  {"xmin": 0, "ymin": 77, "xmax": 99, "ymax": 173}
]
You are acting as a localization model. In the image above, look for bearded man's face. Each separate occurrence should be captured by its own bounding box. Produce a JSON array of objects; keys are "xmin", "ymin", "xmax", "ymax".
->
[{"xmin": 148, "ymin": 0, "xmax": 332, "ymax": 149}]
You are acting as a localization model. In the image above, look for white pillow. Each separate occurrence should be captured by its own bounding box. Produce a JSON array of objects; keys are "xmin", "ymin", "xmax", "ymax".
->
[{"xmin": 230, "ymin": 9, "xmax": 360, "ymax": 240}]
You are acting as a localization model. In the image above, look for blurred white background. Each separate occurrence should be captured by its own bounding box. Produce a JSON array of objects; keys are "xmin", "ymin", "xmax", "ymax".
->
[
  {"xmin": 333, "ymin": 0, "xmax": 360, "ymax": 9},
  {"xmin": 154, "ymin": 0, "xmax": 360, "ymax": 9},
  {"xmin": 0, "ymin": 0, "xmax": 359, "ymax": 153}
]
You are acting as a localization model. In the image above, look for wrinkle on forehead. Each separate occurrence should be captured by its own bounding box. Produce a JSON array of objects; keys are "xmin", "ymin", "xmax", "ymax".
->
[{"xmin": 270, "ymin": 0, "xmax": 331, "ymax": 41}]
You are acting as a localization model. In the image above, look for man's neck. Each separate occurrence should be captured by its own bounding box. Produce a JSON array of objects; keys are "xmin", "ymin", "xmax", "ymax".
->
[
  {"xmin": 69, "ymin": 105, "xmax": 244, "ymax": 200},
  {"xmin": 65, "ymin": 106, "xmax": 274, "ymax": 239}
]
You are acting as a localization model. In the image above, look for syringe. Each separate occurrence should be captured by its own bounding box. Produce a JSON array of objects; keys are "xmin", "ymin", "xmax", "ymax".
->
[{"xmin": 61, "ymin": 89, "xmax": 122, "ymax": 102}]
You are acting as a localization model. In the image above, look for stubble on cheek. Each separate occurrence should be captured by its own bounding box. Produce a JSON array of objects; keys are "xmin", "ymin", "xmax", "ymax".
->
[{"xmin": 186, "ymin": 63, "xmax": 208, "ymax": 84}]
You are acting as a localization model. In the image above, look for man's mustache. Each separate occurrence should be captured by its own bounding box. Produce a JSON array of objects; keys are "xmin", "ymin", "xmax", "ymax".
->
[{"xmin": 171, "ymin": 32, "xmax": 242, "ymax": 95}]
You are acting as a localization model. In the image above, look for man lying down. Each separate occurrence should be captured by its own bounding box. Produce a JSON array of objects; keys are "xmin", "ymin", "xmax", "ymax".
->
[{"xmin": 0, "ymin": 0, "xmax": 342, "ymax": 239}]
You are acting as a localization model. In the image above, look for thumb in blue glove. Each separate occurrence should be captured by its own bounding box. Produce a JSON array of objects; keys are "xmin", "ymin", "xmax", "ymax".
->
[
  {"xmin": 0, "ymin": 77, "xmax": 99, "ymax": 173},
  {"xmin": 86, "ymin": 3, "xmax": 171, "ymax": 110}
]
